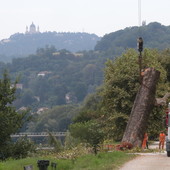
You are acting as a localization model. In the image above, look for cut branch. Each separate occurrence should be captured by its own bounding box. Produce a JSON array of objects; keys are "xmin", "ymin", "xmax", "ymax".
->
[{"xmin": 155, "ymin": 93, "xmax": 170, "ymax": 106}]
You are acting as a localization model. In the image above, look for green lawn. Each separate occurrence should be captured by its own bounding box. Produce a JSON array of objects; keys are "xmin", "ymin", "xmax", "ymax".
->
[{"xmin": 0, "ymin": 151, "xmax": 136, "ymax": 170}]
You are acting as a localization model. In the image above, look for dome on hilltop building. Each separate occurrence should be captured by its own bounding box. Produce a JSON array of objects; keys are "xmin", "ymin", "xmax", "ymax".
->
[
  {"xmin": 29, "ymin": 22, "xmax": 36, "ymax": 33},
  {"xmin": 25, "ymin": 22, "xmax": 40, "ymax": 34},
  {"xmin": 30, "ymin": 22, "xmax": 35, "ymax": 28}
]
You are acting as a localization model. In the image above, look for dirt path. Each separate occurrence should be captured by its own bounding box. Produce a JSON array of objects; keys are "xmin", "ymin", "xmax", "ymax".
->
[{"xmin": 119, "ymin": 153, "xmax": 170, "ymax": 170}]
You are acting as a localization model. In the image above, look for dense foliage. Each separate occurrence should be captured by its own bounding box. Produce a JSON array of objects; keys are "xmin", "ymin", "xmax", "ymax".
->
[
  {"xmin": 95, "ymin": 22, "xmax": 170, "ymax": 56},
  {"xmin": 1, "ymin": 22, "xmax": 170, "ymax": 137},
  {"xmin": 0, "ymin": 46, "xmax": 106, "ymax": 133},
  {"xmin": 4, "ymin": 46, "xmax": 104, "ymax": 111},
  {"xmin": 0, "ymin": 71, "xmax": 27, "ymax": 158},
  {"xmin": 100, "ymin": 49, "xmax": 168, "ymax": 140},
  {"xmin": 70, "ymin": 120, "xmax": 105, "ymax": 154},
  {"xmin": 28, "ymin": 105, "xmax": 79, "ymax": 132},
  {"xmin": 71, "ymin": 48, "xmax": 170, "ymax": 141},
  {"xmin": 11, "ymin": 137, "xmax": 35, "ymax": 159}
]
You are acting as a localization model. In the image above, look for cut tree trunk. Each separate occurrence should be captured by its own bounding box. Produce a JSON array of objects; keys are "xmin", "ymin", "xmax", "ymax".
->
[{"xmin": 122, "ymin": 68, "xmax": 160, "ymax": 147}]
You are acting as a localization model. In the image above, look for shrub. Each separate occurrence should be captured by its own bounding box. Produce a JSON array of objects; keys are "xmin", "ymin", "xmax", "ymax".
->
[{"xmin": 11, "ymin": 136, "xmax": 36, "ymax": 159}]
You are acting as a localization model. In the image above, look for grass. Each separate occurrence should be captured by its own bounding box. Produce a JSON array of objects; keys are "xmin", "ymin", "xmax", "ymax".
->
[{"xmin": 0, "ymin": 151, "xmax": 136, "ymax": 170}]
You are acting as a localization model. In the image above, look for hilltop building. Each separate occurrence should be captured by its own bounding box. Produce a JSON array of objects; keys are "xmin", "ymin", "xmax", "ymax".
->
[{"xmin": 25, "ymin": 22, "xmax": 40, "ymax": 34}]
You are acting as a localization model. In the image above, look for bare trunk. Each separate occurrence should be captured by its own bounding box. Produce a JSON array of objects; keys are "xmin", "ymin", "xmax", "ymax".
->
[{"xmin": 122, "ymin": 68, "xmax": 160, "ymax": 147}]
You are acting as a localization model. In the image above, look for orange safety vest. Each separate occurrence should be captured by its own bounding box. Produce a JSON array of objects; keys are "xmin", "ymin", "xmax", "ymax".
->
[
  {"xmin": 142, "ymin": 133, "xmax": 148, "ymax": 149},
  {"xmin": 159, "ymin": 133, "xmax": 165, "ymax": 142}
]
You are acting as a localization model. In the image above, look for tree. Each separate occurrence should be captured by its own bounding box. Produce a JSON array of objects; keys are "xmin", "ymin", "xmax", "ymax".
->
[
  {"xmin": 0, "ymin": 71, "xmax": 26, "ymax": 157},
  {"xmin": 11, "ymin": 136, "xmax": 35, "ymax": 159},
  {"xmin": 70, "ymin": 120, "xmax": 105, "ymax": 155},
  {"xmin": 20, "ymin": 89, "xmax": 36, "ymax": 106},
  {"xmin": 64, "ymin": 131, "xmax": 80, "ymax": 149},
  {"xmin": 28, "ymin": 105, "xmax": 78, "ymax": 132},
  {"xmin": 48, "ymin": 132, "xmax": 63, "ymax": 152},
  {"xmin": 99, "ymin": 49, "xmax": 168, "ymax": 140},
  {"xmin": 71, "ymin": 49, "xmax": 169, "ymax": 142}
]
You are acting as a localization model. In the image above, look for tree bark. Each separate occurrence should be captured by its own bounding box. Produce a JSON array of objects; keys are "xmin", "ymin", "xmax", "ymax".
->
[{"xmin": 122, "ymin": 68, "xmax": 160, "ymax": 147}]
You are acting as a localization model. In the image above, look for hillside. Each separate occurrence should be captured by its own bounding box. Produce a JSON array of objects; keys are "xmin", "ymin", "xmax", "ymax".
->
[
  {"xmin": 0, "ymin": 32, "xmax": 100, "ymax": 62},
  {"xmin": 95, "ymin": 22, "xmax": 170, "ymax": 54},
  {"xmin": 2, "ymin": 21, "xmax": 170, "ymax": 132},
  {"xmin": 4, "ymin": 47, "xmax": 104, "ymax": 110}
]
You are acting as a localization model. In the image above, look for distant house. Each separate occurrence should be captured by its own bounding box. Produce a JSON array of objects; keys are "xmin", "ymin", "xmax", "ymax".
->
[
  {"xmin": 11, "ymin": 83, "xmax": 23, "ymax": 90},
  {"xmin": 65, "ymin": 93, "xmax": 70, "ymax": 104},
  {"xmin": 16, "ymin": 84, "xmax": 23, "ymax": 90},
  {"xmin": 73, "ymin": 53, "xmax": 83, "ymax": 57},
  {"xmin": 37, "ymin": 107, "xmax": 49, "ymax": 114},
  {"xmin": 37, "ymin": 71, "xmax": 52, "ymax": 77},
  {"xmin": 65, "ymin": 92, "xmax": 77, "ymax": 104}
]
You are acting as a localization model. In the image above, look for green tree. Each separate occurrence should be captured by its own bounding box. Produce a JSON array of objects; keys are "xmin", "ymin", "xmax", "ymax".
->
[
  {"xmin": 20, "ymin": 89, "xmax": 36, "ymax": 106},
  {"xmin": 48, "ymin": 132, "xmax": 63, "ymax": 152},
  {"xmin": 64, "ymin": 131, "xmax": 80, "ymax": 149},
  {"xmin": 12, "ymin": 136, "xmax": 36, "ymax": 159},
  {"xmin": 70, "ymin": 120, "xmax": 105, "ymax": 155},
  {"xmin": 0, "ymin": 71, "xmax": 26, "ymax": 158},
  {"xmin": 72, "ymin": 48, "xmax": 169, "ymax": 142},
  {"xmin": 100, "ymin": 49, "xmax": 167, "ymax": 140}
]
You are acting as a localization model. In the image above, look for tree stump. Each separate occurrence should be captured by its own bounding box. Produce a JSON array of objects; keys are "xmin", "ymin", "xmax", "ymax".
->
[{"xmin": 122, "ymin": 68, "xmax": 160, "ymax": 147}]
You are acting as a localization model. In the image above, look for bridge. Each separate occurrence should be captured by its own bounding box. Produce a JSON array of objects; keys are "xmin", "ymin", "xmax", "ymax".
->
[{"xmin": 11, "ymin": 132, "xmax": 66, "ymax": 138}]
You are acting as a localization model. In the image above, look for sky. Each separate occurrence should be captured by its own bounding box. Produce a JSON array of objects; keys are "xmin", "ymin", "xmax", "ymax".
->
[{"xmin": 0, "ymin": 0, "xmax": 170, "ymax": 40}]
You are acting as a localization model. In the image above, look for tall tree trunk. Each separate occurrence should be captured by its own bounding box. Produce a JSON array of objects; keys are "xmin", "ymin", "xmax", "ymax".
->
[{"xmin": 122, "ymin": 68, "xmax": 160, "ymax": 147}]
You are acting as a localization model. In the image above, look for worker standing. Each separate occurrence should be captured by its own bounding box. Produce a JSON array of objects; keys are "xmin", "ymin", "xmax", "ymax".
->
[
  {"xmin": 159, "ymin": 131, "xmax": 166, "ymax": 149},
  {"xmin": 142, "ymin": 133, "xmax": 148, "ymax": 149}
]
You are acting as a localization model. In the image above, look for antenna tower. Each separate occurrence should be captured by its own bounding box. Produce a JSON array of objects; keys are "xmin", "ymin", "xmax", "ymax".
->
[{"xmin": 138, "ymin": 0, "xmax": 141, "ymax": 26}]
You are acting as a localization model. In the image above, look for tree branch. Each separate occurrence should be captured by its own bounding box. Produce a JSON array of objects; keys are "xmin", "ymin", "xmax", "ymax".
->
[{"xmin": 155, "ymin": 93, "xmax": 170, "ymax": 106}]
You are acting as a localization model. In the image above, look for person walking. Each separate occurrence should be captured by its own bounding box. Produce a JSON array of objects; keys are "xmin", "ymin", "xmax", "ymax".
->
[{"xmin": 159, "ymin": 131, "xmax": 166, "ymax": 149}]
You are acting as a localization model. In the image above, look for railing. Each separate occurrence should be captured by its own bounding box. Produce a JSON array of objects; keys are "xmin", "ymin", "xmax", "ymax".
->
[{"xmin": 11, "ymin": 132, "xmax": 66, "ymax": 138}]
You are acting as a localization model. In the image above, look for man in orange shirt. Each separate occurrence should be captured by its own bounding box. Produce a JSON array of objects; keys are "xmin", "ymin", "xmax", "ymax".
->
[{"xmin": 159, "ymin": 131, "xmax": 166, "ymax": 149}]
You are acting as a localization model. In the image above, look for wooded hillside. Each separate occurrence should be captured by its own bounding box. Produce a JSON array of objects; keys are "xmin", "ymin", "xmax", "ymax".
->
[
  {"xmin": 1, "ymin": 22, "xmax": 170, "ymax": 134},
  {"xmin": 0, "ymin": 32, "xmax": 100, "ymax": 62}
]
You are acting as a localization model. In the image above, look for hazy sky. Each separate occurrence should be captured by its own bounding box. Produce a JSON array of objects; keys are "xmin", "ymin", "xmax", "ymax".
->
[{"xmin": 0, "ymin": 0, "xmax": 170, "ymax": 40}]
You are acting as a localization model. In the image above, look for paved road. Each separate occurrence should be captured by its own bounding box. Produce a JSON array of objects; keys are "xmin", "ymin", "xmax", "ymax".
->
[
  {"xmin": 120, "ymin": 142, "xmax": 170, "ymax": 170},
  {"xmin": 120, "ymin": 153, "xmax": 170, "ymax": 170}
]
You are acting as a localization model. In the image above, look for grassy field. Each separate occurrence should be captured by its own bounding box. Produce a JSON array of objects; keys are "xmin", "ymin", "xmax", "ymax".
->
[{"xmin": 0, "ymin": 151, "xmax": 136, "ymax": 170}]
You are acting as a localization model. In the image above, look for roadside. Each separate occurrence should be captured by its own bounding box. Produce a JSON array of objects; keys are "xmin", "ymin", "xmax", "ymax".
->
[
  {"xmin": 119, "ymin": 141, "xmax": 169, "ymax": 170},
  {"xmin": 119, "ymin": 154, "xmax": 170, "ymax": 170}
]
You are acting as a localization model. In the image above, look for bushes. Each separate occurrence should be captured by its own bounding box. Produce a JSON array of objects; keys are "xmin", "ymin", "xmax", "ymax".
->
[{"xmin": 11, "ymin": 137, "xmax": 36, "ymax": 159}]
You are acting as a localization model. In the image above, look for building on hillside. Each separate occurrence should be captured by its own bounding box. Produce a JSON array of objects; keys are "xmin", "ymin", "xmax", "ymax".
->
[
  {"xmin": 10, "ymin": 83, "xmax": 23, "ymax": 90},
  {"xmin": 37, "ymin": 71, "xmax": 52, "ymax": 77},
  {"xmin": 16, "ymin": 84, "xmax": 23, "ymax": 90},
  {"xmin": 65, "ymin": 92, "xmax": 77, "ymax": 104},
  {"xmin": 37, "ymin": 107, "xmax": 49, "ymax": 114},
  {"xmin": 25, "ymin": 22, "xmax": 40, "ymax": 34}
]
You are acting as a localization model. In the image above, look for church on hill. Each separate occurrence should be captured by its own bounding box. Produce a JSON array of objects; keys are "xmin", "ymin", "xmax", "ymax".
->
[{"xmin": 25, "ymin": 22, "xmax": 40, "ymax": 34}]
